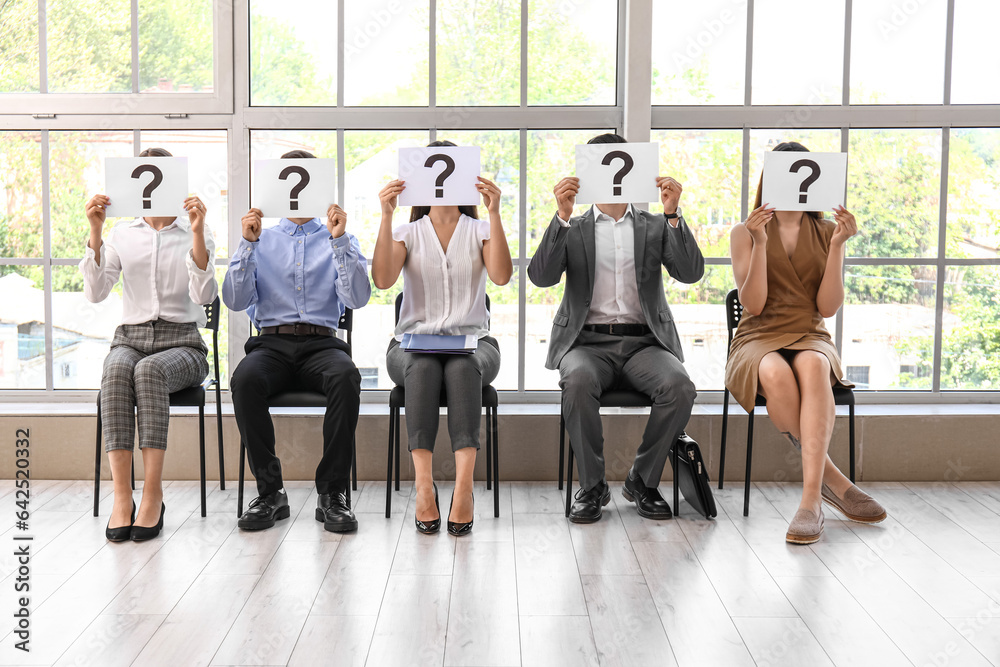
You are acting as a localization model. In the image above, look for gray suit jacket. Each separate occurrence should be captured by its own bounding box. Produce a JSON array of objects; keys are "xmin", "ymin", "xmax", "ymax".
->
[{"xmin": 527, "ymin": 208, "xmax": 705, "ymax": 370}]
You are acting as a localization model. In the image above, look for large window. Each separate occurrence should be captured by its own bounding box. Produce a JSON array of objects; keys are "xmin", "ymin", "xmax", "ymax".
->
[{"xmin": 1, "ymin": 0, "xmax": 998, "ymax": 401}]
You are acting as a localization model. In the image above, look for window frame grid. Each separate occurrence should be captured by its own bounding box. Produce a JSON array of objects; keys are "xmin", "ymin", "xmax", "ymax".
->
[{"xmin": 1, "ymin": 0, "xmax": 998, "ymax": 403}]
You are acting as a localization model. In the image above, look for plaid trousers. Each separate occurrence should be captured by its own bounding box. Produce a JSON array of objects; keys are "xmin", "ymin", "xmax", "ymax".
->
[{"xmin": 101, "ymin": 319, "xmax": 209, "ymax": 452}]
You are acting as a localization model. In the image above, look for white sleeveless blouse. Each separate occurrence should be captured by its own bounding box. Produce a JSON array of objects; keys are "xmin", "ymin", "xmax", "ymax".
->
[{"xmin": 392, "ymin": 214, "xmax": 492, "ymax": 341}]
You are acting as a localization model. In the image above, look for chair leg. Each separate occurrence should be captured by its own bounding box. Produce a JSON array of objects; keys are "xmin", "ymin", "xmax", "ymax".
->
[
  {"xmin": 485, "ymin": 407, "xmax": 492, "ymax": 491},
  {"xmin": 849, "ymin": 402, "xmax": 856, "ymax": 483},
  {"xmin": 352, "ymin": 434, "xmax": 358, "ymax": 492},
  {"xmin": 237, "ymin": 439, "xmax": 246, "ymax": 518},
  {"xmin": 94, "ymin": 406, "xmax": 102, "ymax": 517},
  {"xmin": 558, "ymin": 413, "xmax": 565, "ymax": 490},
  {"xmin": 672, "ymin": 438, "xmax": 680, "ymax": 516},
  {"xmin": 199, "ymin": 404, "xmax": 207, "ymax": 518},
  {"xmin": 386, "ymin": 406, "xmax": 395, "ymax": 519},
  {"xmin": 719, "ymin": 389, "xmax": 730, "ymax": 490},
  {"xmin": 744, "ymin": 410, "xmax": 755, "ymax": 517},
  {"xmin": 565, "ymin": 445, "xmax": 574, "ymax": 518},
  {"xmin": 130, "ymin": 456, "xmax": 135, "ymax": 490},
  {"xmin": 394, "ymin": 407, "xmax": 401, "ymax": 492},
  {"xmin": 216, "ymin": 392, "xmax": 226, "ymax": 491},
  {"xmin": 492, "ymin": 406, "xmax": 499, "ymax": 519}
]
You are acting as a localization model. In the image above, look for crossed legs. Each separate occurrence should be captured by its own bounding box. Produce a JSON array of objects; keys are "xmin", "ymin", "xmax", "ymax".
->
[{"xmin": 756, "ymin": 350, "xmax": 853, "ymax": 515}]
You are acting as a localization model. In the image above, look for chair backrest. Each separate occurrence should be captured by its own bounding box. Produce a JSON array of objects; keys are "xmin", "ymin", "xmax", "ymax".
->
[
  {"xmin": 725, "ymin": 288, "xmax": 744, "ymax": 352},
  {"xmin": 203, "ymin": 296, "xmax": 221, "ymax": 332},
  {"xmin": 338, "ymin": 308, "xmax": 353, "ymax": 349},
  {"xmin": 393, "ymin": 292, "xmax": 491, "ymax": 329}
]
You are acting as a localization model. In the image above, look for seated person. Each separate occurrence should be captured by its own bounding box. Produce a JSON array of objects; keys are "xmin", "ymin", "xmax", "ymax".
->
[
  {"xmin": 371, "ymin": 140, "xmax": 513, "ymax": 536},
  {"xmin": 727, "ymin": 141, "xmax": 886, "ymax": 545},
  {"xmin": 81, "ymin": 146, "xmax": 217, "ymax": 542},
  {"xmin": 223, "ymin": 149, "xmax": 371, "ymax": 533},
  {"xmin": 527, "ymin": 133, "xmax": 704, "ymax": 524}
]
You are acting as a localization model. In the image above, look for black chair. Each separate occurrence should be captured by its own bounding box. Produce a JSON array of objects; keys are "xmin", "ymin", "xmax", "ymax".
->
[
  {"xmin": 385, "ymin": 293, "xmax": 501, "ymax": 519},
  {"xmin": 236, "ymin": 308, "xmax": 357, "ymax": 517},
  {"xmin": 559, "ymin": 390, "xmax": 680, "ymax": 517},
  {"xmin": 718, "ymin": 288, "xmax": 856, "ymax": 517},
  {"xmin": 93, "ymin": 297, "xmax": 225, "ymax": 519}
]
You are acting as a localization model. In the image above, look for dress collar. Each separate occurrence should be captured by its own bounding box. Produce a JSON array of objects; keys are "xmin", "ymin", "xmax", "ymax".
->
[{"xmin": 278, "ymin": 217, "xmax": 323, "ymax": 235}]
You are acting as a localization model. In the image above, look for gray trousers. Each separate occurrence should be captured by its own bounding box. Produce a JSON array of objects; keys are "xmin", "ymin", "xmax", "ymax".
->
[
  {"xmin": 101, "ymin": 320, "xmax": 209, "ymax": 452},
  {"xmin": 559, "ymin": 331, "xmax": 696, "ymax": 491},
  {"xmin": 386, "ymin": 337, "xmax": 501, "ymax": 452}
]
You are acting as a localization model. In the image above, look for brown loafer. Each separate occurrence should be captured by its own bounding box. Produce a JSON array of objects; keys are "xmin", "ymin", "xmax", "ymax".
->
[
  {"xmin": 786, "ymin": 508, "xmax": 824, "ymax": 545},
  {"xmin": 822, "ymin": 483, "xmax": 887, "ymax": 524}
]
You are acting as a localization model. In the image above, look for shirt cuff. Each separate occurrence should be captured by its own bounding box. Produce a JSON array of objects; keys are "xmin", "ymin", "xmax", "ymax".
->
[
  {"xmin": 186, "ymin": 248, "xmax": 214, "ymax": 275},
  {"xmin": 330, "ymin": 234, "xmax": 351, "ymax": 252},
  {"xmin": 557, "ymin": 215, "xmax": 571, "ymax": 228},
  {"xmin": 236, "ymin": 237, "xmax": 258, "ymax": 259}
]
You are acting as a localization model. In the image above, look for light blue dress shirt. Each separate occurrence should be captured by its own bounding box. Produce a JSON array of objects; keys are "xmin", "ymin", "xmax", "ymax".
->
[{"xmin": 222, "ymin": 218, "xmax": 371, "ymax": 331}]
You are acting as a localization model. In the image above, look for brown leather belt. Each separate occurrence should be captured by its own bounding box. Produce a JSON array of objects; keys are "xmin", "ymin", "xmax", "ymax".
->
[
  {"xmin": 583, "ymin": 323, "xmax": 651, "ymax": 336},
  {"xmin": 260, "ymin": 323, "xmax": 335, "ymax": 337}
]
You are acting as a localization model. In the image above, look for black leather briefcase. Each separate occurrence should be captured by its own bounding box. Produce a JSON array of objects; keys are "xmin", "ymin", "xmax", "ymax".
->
[{"xmin": 668, "ymin": 432, "xmax": 717, "ymax": 519}]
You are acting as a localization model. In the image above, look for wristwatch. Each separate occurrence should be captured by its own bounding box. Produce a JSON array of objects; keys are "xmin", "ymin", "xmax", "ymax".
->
[{"xmin": 665, "ymin": 206, "xmax": 682, "ymax": 220}]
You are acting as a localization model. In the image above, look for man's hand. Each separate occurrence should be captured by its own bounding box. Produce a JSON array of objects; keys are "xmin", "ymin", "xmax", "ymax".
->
[
  {"xmin": 656, "ymin": 176, "xmax": 683, "ymax": 215},
  {"xmin": 86, "ymin": 194, "xmax": 109, "ymax": 230},
  {"xmin": 242, "ymin": 208, "xmax": 263, "ymax": 242},
  {"xmin": 831, "ymin": 205, "xmax": 857, "ymax": 247},
  {"xmin": 327, "ymin": 204, "xmax": 346, "ymax": 238},
  {"xmin": 185, "ymin": 196, "xmax": 206, "ymax": 235},
  {"xmin": 554, "ymin": 177, "xmax": 579, "ymax": 221}
]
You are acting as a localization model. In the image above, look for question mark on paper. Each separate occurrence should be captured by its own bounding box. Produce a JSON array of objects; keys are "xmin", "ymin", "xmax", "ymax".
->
[
  {"xmin": 789, "ymin": 159, "xmax": 821, "ymax": 204},
  {"xmin": 278, "ymin": 166, "xmax": 311, "ymax": 211},
  {"xmin": 601, "ymin": 150, "xmax": 634, "ymax": 197},
  {"xmin": 130, "ymin": 165, "xmax": 164, "ymax": 210},
  {"xmin": 424, "ymin": 154, "xmax": 456, "ymax": 198}
]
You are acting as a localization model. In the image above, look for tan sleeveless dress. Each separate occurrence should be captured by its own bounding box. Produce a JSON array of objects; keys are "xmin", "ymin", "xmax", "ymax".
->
[{"xmin": 724, "ymin": 215, "xmax": 853, "ymax": 412}]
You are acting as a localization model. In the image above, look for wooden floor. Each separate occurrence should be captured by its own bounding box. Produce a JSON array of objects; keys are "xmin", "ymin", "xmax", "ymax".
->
[{"xmin": 2, "ymin": 479, "xmax": 1000, "ymax": 666}]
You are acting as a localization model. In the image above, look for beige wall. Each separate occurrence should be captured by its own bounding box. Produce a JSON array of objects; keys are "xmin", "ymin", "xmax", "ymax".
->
[{"xmin": 3, "ymin": 411, "xmax": 998, "ymax": 484}]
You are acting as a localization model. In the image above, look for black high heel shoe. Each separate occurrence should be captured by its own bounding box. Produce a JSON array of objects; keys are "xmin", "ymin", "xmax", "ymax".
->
[
  {"xmin": 106, "ymin": 500, "xmax": 136, "ymax": 542},
  {"xmin": 131, "ymin": 502, "xmax": 165, "ymax": 542},
  {"xmin": 447, "ymin": 489, "xmax": 474, "ymax": 537},
  {"xmin": 416, "ymin": 483, "xmax": 440, "ymax": 534}
]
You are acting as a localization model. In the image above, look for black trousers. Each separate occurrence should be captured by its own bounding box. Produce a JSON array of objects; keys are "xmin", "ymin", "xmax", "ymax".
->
[{"xmin": 231, "ymin": 334, "xmax": 361, "ymax": 497}]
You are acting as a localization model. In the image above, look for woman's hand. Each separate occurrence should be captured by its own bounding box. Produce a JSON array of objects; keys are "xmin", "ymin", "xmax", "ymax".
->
[
  {"xmin": 380, "ymin": 180, "xmax": 405, "ymax": 216},
  {"xmin": 86, "ymin": 194, "xmax": 109, "ymax": 229},
  {"xmin": 476, "ymin": 176, "xmax": 502, "ymax": 215},
  {"xmin": 184, "ymin": 196, "xmax": 206, "ymax": 235},
  {"xmin": 744, "ymin": 204, "xmax": 774, "ymax": 244},
  {"xmin": 831, "ymin": 205, "xmax": 857, "ymax": 247}
]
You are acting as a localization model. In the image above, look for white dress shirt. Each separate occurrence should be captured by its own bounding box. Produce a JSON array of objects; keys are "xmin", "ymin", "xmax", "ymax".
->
[
  {"xmin": 560, "ymin": 204, "xmax": 645, "ymax": 324},
  {"xmin": 392, "ymin": 214, "xmax": 492, "ymax": 340},
  {"xmin": 80, "ymin": 218, "xmax": 218, "ymax": 326}
]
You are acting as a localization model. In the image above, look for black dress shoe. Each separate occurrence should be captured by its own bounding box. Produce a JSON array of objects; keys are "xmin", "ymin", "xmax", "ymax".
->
[
  {"xmin": 622, "ymin": 468, "xmax": 672, "ymax": 520},
  {"xmin": 131, "ymin": 502, "xmax": 165, "ymax": 541},
  {"xmin": 569, "ymin": 481, "xmax": 611, "ymax": 524},
  {"xmin": 106, "ymin": 500, "xmax": 136, "ymax": 542},
  {"xmin": 316, "ymin": 490, "xmax": 358, "ymax": 533},
  {"xmin": 239, "ymin": 490, "xmax": 290, "ymax": 531},
  {"xmin": 447, "ymin": 489, "xmax": 474, "ymax": 536},
  {"xmin": 415, "ymin": 483, "xmax": 441, "ymax": 535}
]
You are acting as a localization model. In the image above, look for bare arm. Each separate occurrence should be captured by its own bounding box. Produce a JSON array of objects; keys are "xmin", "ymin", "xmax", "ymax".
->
[
  {"xmin": 816, "ymin": 206, "xmax": 856, "ymax": 318},
  {"xmin": 477, "ymin": 176, "xmax": 513, "ymax": 285},
  {"xmin": 731, "ymin": 204, "xmax": 774, "ymax": 316},
  {"xmin": 371, "ymin": 180, "xmax": 408, "ymax": 290}
]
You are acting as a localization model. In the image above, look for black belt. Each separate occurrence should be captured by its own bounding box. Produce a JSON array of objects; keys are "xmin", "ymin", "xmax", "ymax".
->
[
  {"xmin": 260, "ymin": 323, "xmax": 335, "ymax": 337},
  {"xmin": 582, "ymin": 323, "xmax": 651, "ymax": 336}
]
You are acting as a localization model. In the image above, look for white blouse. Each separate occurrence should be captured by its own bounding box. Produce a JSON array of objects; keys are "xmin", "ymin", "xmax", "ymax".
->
[
  {"xmin": 80, "ymin": 218, "xmax": 218, "ymax": 327},
  {"xmin": 392, "ymin": 214, "xmax": 491, "ymax": 340}
]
